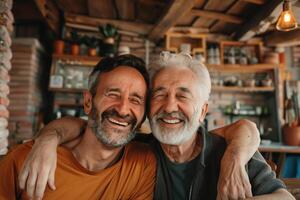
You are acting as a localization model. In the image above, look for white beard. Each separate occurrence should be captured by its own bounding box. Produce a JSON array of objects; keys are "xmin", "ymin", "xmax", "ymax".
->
[{"xmin": 150, "ymin": 108, "xmax": 201, "ymax": 145}]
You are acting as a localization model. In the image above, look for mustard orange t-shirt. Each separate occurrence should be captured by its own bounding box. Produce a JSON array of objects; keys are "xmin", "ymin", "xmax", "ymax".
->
[{"xmin": 0, "ymin": 141, "xmax": 156, "ymax": 200}]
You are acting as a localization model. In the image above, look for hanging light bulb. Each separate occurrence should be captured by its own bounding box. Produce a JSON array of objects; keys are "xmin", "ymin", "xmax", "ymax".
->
[{"xmin": 276, "ymin": 0, "xmax": 298, "ymax": 31}]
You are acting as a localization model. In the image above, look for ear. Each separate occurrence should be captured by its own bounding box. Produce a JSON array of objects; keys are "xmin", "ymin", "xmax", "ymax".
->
[
  {"xmin": 83, "ymin": 91, "xmax": 93, "ymax": 115},
  {"xmin": 199, "ymin": 103, "xmax": 208, "ymax": 123}
]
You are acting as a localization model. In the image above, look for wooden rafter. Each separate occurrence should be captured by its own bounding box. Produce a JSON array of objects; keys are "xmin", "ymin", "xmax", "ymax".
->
[
  {"xmin": 234, "ymin": 0, "xmax": 282, "ymax": 40},
  {"xmin": 190, "ymin": 9, "xmax": 244, "ymax": 24},
  {"xmin": 209, "ymin": 0, "xmax": 241, "ymax": 33},
  {"xmin": 264, "ymin": 29, "xmax": 300, "ymax": 46},
  {"xmin": 87, "ymin": 0, "xmax": 117, "ymax": 19},
  {"xmin": 148, "ymin": 0, "xmax": 195, "ymax": 42},
  {"xmin": 115, "ymin": 0, "xmax": 135, "ymax": 20},
  {"xmin": 169, "ymin": 26, "xmax": 210, "ymax": 34},
  {"xmin": 240, "ymin": 0, "xmax": 266, "ymax": 5},
  {"xmin": 34, "ymin": 0, "xmax": 60, "ymax": 34},
  {"xmin": 64, "ymin": 13, "xmax": 153, "ymax": 35}
]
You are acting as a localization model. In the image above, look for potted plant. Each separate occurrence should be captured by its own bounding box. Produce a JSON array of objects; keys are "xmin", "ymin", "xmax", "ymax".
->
[
  {"xmin": 99, "ymin": 24, "xmax": 120, "ymax": 57},
  {"xmin": 53, "ymin": 16, "xmax": 65, "ymax": 55},
  {"xmin": 84, "ymin": 36, "xmax": 99, "ymax": 56},
  {"xmin": 283, "ymin": 92, "xmax": 300, "ymax": 146},
  {"xmin": 70, "ymin": 30, "xmax": 81, "ymax": 55}
]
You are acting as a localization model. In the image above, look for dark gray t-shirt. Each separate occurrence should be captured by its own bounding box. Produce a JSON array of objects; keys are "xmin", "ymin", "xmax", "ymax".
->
[{"xmin": 166, "ymin": 156, "xmax": 198, "ymax": 200}]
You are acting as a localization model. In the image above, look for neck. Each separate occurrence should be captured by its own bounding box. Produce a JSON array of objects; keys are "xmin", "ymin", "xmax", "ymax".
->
[
  {"xmin": 72, "ymin": 127, "xmax": 123, "ymax": 172},
  {"xmin": 160, "ymin": 133, "xmax": 202, "ymax": 163}
]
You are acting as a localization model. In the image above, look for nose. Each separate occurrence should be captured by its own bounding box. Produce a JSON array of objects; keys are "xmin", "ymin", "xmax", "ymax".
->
[
  {"xmin": 116, "ymin": 97, "xmax": 131, "ymax": 117},
  {"xmin": 163, "ymin": 95, "xmax": 178, "ymax": 113}
]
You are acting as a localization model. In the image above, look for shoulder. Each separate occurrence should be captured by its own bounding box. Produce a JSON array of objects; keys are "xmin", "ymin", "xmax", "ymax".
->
[
  {"xmin": 4, "ymin": 141, "xmax": 33, "ymax": 159},
  {"xmin": 206, "ymin": 132, "xmax": 227, "ymax": 153},
  {"xmin": 0, "ymin": 141, "xmax": 33, "ymax": 170},
  {"xmin": 247, "ymin": 151, "xmax": 286, "ymax": 195},
  {"xmin": 125, "ymin": 141, "xmax": 156, "ymax": 165}
]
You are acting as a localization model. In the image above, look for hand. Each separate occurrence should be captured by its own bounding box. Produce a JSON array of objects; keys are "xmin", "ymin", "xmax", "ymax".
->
[
  {"xmin": 217, "ymin": 151, "xmax": 252, "ymax": 200},
  {"xmin": 19, "ymin": 134, "xmax": 59, "ymax": 200}
]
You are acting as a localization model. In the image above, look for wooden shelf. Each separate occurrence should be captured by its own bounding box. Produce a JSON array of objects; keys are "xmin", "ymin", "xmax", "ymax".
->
[
  {"xmin": 49, "ymin": 87, "xmax": 85, "ymax": 93},
  {"xmin": 224, "ymin": 112, "xmax": 268, "ymax": 117},
  {"xmin": 207, "ymin": 63, "xmax": 281, "ymax": 73},
  {"xmin": 54, "ymin": 102, "xmax": 83, "ymax": 107},
  {"xmin": 166, "ymin": 32, "xmax": 206, "ymax": 56},
  {"xmin": 212, "ymin": 86, "xmax": 275, "ymax": 92},
  {"xmin": 53, "ymin": 54, "xmax": 101, "ymax": 61},
  {"xmin": 52, "ymin": 54, "xmax": 101, "ymax": 66}
]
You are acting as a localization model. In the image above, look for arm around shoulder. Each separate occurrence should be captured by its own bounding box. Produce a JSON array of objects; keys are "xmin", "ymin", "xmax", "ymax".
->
[
  {"xmin": 246, "ymin": 188, "xmax": 295, "ymax": 200},
  {"xmin": 18, "ymin": 116, "xmax": 87, "ymax": 200}
]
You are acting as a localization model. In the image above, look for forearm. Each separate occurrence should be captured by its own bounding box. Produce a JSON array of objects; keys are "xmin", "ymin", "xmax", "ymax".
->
[
  {"xmin": 212, "ymin": 119, "xmax": 260, "ymax": 164},
  {"xmin": 246, "ymin": 189, "xmax": 295, "ymax": 200},
  {"xmin": 35, "ymin": 116, "xmax": 87, "ymax": 145}
]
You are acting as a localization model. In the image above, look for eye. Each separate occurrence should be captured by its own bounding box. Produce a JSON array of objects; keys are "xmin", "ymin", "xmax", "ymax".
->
[
  {"xmin": 129, "ymin": 97, "xmax": 142, "ymax": 105},
  {"xmin": 152, "ymin": 92, "xmax": 166, "ymax": 100},
  {"xmin": 177, "ymin": 94, "xmax": 188, "ymax": 100},
  {"xmin": 105, "ymin": 92, "xmax": 120, "ymax": 99}
]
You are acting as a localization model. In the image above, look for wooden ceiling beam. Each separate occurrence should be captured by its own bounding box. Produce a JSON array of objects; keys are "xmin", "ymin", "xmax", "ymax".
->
[
  {"xmin": 34, "ymin": 0, "xmax": 60, "ymax": 34},
  {"xmin": 264, "ymin": 29, "xmax": 300, "ymax": 47},
  {"xmin": 138, "ymin": 0, "xmax": 167, "ymax": 7},
  {"xmin": 240, "ymin": 0, "xmax": 266, "ymax": 5},
  {"xmin": 234, "ymin": 0, "xmax": 282, "ymax": 40},
  {"xmin": 87, "ymin": 0, "xmax": 117, "ymax": 19},
  {"xmin": 64, "ymin": 13, "xmax": 153, "ymax": 35},
  {"xmin": 169, "ymin": 26, "xmax": 210, "ymax": 34},
  {"xmin": 115, "ymin": 0, "xmax": 135, "ymax": 20},
  {"xmin": 148, "ymin": 0, "xmax": 195, "ymax": 42},
  {"xmin": 190, "ymin": 9, "xmax": 244, "ymax": 24}
]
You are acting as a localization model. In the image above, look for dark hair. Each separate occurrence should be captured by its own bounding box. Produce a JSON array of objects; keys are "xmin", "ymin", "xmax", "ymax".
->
[{"xmin": 88, "ymin": 54, "xmax": 149, "ymax": 96}]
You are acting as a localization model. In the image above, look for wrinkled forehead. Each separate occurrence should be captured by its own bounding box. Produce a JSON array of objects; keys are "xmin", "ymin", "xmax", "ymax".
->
[
  {"xmin": 97, "ymin": 66, "xmax": 148, "ymax": 94},
  {"xmin": 152, "ymin": 67, "xmax": 200, "ymax": 91}
]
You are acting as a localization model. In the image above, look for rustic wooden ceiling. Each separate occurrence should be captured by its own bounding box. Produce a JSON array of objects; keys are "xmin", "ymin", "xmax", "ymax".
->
[{"xmin": 13, "ymin": 0, "xmax": 300, "ymax": 45}]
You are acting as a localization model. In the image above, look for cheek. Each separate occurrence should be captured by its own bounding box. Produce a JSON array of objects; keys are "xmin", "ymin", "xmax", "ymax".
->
[
  {"xmin": 93, "ymin": 97, "xmax": 113, "ymax": 114},
  {"xmin": 132, "ymin": 105, "xmax": 145, "ymax": 122},
  {"xmin": 149, "ymin": 100, "xmax": 162, "ymax": 117},
  {"xmin": 178, "ymin": 103, "xmax": 197, "ymax": 120}
]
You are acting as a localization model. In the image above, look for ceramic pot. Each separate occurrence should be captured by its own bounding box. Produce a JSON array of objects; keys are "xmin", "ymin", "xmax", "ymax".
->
[
  {"xmin": 71, "ymin": 44, "xmax": 80, "ymax": 55},
  {"xmin": 54, "ymin": 40, "xmax": 65, "ymax": 55},
  {"xmin": 282, "ymin": 125, "xmax": 300, "ymax": 146},
  {"xmin": 88, "ymin": 48, "xmax": 97, "ymax": 56}
]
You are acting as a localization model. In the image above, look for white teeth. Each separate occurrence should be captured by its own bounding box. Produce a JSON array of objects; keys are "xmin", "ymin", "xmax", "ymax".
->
[
  {"xmin": 161, "ymin": 118, "xmax": 181, "ymax": 124},
  {"xmin": 108, "ymin": 118, "xmax": 129, "ymax": 126}
]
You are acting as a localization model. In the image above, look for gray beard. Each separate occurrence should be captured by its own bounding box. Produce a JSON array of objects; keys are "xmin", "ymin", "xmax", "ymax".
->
[{"xmin": 88, "ymin": 107, "xmax": 137, "ymax": 148}]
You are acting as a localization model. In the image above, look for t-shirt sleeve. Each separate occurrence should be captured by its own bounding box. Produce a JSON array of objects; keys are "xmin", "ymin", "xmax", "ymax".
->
[
  {"xmin": 247, "ymin": 151, "xmax": 286, "ymax": 195},
  {"xmin": 0, "ymin": 149, "xmax": 21, "ymax": 200},
  {"xmin": 131, "ymin": 147, "xmax": 157, "ymax": 200}
]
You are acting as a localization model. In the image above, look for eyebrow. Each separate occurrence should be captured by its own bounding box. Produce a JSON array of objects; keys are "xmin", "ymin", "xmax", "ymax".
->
[
  {"xmin": 131, "ymin": 92, "xmax": 144, "ymax": 101},
  {"xmin": 105, "ymin": 88, "xmax": 121, "ymax": 93},
  {"xmin": 152, "ymin": 87, "xmax": 166, "ymax": 94},
  {"xmin": 106, "ymin": 88, "xmax": 144, "ymax": 101},
  {"xmin": 178, "ymin": 87, "xmax": 192, "ymax": 95}
]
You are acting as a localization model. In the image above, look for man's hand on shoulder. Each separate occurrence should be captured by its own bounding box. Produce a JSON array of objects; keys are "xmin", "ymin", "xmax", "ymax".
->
[
  {"xmin": 19, "ymin": 132, "xmax": 59, "ymax": 200},
  {"xmin": 217, "ymin": 149, "xmax": 252, "ymax": 200}
]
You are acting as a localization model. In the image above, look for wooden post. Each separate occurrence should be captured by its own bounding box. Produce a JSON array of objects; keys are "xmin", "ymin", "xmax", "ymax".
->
[{"xmin": 0, "ymin": 0, "xmax": 13, "ymax": 155}]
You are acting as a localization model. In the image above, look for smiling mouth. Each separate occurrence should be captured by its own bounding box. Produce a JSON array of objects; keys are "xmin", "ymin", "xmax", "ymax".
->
[
  {"xmin": 159, "ymin": 118, "xmax": 183, "ymax": 124},
  {"xmin": 107, "ymin": 117, "xmax": 130, "ymax": 127}
]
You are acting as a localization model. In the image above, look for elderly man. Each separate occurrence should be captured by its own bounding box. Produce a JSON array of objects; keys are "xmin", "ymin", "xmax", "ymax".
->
[
  {"xmin": 0, "ymin": 55, "xmax": 156, "ymax": 199},
  {"xmin": 14, "ymin": 53, "xmax": 290, "ymax": 199}
]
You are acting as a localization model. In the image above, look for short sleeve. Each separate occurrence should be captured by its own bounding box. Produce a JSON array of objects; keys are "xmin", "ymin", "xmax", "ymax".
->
[
  {"xmin": 247, "ymin": 151, "xmax": 286, "ymax": 195},
  {"xmin": 0, "ymin": 149, "xmax": 20, "ymax": 200}
]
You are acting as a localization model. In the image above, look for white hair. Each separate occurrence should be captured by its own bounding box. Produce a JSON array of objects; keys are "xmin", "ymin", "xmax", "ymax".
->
[{"xmin": 148, "ymin": 52, "xmax": 211, "ymax": 101}]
